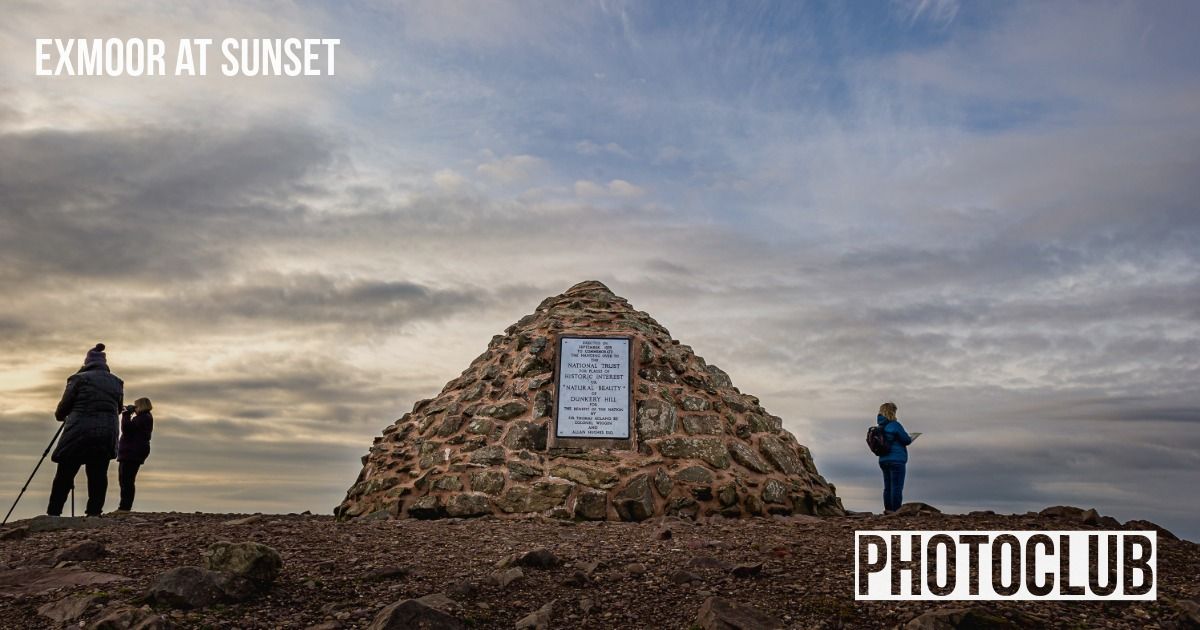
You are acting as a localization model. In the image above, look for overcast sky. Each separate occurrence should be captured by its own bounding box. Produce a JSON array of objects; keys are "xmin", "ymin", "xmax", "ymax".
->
[{"xmin": 1, "ymin": 1, "xmax": 1197, "ymax": 539}]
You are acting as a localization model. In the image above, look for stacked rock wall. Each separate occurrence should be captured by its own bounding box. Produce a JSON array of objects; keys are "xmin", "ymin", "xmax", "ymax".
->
[{"xmin": 337, "ymin": 281, "xmax": 843, "ymax": 521}]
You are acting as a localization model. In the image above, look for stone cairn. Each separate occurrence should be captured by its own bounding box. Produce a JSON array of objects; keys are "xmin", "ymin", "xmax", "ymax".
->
[{"xmin": 337, "ymin": 281, "xmax": 843, "ymax": 521}]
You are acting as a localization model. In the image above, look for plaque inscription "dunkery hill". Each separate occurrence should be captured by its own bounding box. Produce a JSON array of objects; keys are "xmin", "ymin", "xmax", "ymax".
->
[{"xmin": 555, "ymin": 336, "xmax": 631, "ymax": 439}]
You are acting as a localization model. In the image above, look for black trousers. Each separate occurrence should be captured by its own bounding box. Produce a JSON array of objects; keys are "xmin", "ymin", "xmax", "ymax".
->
[
  {"xmin": 48, "ymin": 458, "xmax": 110, "ymax": 516},
  {"xmin": 118, "ymin": 461, "xmax": 142, "ymax": 511}
]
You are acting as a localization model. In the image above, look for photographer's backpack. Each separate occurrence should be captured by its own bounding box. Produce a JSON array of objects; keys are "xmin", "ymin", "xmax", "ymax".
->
[{"xmin": 866, "ymin": 425, "xmax": 890, "ymax": 456}]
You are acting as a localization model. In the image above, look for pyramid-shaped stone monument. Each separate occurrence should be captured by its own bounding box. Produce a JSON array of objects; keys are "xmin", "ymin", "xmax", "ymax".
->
[{"xmin": 337, "ymin": 281, "xmax": 843, "ymax": 521}]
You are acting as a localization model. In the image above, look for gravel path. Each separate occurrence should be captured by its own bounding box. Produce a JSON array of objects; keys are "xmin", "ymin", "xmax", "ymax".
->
[{"xmin": 1, "ymin": 510, "xmax": 1196, "ymax": 629}]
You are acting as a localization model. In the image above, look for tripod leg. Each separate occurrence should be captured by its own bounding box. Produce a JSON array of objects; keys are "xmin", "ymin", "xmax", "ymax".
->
[{"xmin": 2, "ymin": 423, "xmax": 66, "ymax": 526}]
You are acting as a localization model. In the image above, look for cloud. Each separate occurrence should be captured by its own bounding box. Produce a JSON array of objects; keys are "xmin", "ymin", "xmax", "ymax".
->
[
  {"xmin": 153, "ymin": 275, "xmax": 488, "ymax": 333},
  {"xmin": 432, "ymin": 168, "xmax": 469, "ymax": 193},
  {"xmin": 384, "ymin": 1, "xmax": 587, "ymax": 50},
  {"xmin": 476, "ymin": 154, "xmax": 546, "ymax": 184},
  {"xmin": 653, "ymin": 145, "xmax": 684, "ymax": 164},
  {"xmin": 573, "ymin": 178, "xmax": 646, "ymax": 198},
  {"xmin": 0, "ymin": 122, "xmax": 337, "ymax": 282},
  {"xmin": 891, "ymin": 0, "xmax": 960, "ymax": 28},
  {"xmin": 575, "ymin": 139, "xmax": 632, "ymax": 158}
]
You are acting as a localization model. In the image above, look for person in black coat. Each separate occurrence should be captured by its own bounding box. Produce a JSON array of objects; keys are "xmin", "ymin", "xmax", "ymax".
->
[
  {"xmin": 48, "ymin": 343, "xmax": 123, "ymax": 517},
  {"xmin": 117, "ymin": 397, "xmax": 154, "ymax": 511}
]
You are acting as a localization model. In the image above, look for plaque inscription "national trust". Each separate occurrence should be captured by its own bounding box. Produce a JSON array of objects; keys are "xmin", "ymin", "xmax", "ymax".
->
[{"xmin": 554, "ymin": 336, "xmax": 632, "ymax": 439}]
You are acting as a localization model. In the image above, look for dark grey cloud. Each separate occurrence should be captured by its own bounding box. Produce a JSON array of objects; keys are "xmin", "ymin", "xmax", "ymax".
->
[
  {"xmin": 1005, "ymin": 393, "xmax": 1200, "ymax": 426},
  {"xmin": 0, "ymin": 413, "xmax": 63, "ymax": 466},
  {"xmin": 0, "ymin": 316, "xmax": 30, "ymax": 336},
  {"xmin": 0, "ymin": 122, "xmax": 337, "ymax": 283},
  {"xmin": 133, "ymin": 361, "xmax": 411, "ymax": 426},
  {"xmin": 157, "ymin": 275, "xmax": 485, "ymax": 329}
]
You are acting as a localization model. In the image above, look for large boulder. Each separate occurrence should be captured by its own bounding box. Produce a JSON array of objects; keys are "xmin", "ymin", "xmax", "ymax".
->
[
  {"xmin": 89, "ymin": 603, "xmax": 168, "ymax": 630},
  {"xmin": 146, "ymin": 566, "xmax": 255, "ymax": 609},
  {"xmin": 1124, "ymin": 518, "xmax": 1179, "ymax": 541},
  {"xmin": 515, "ymin": 600, "xmax": 556, "ymax": 629},
  {"xmin": 550, "ymin": 463, "xmax": 618, "ymax": 489},
  {"xmin": 504, "ymin": 421, "xmax": 548, "ymax": 450},
  {"xmin": 202, "ymin": 541, "xmax": 282, "ymax": 584},
  {"xmin": 408, "ymin": 495, "xmax": 445, "ymax": 519},
  {"xmin": 695, "ymin": 596, "xmax": 783, "ymax": 630},
  {"xmin": 496, "ymin": 482, "xmax": 572, "ymax": 513},
  {"xmin": 657, "ymin": 437, "xmax": 730, "ymax": 469},
  {"xmin": 469, "ymin": 470, "xmax": 506, "ymax": 495},
  {"xmin": 0, "ymin": 567, "xmax": 128, "ymax": 597},
  {"xmin": 761, "ymin": 479, "xmax": 787, "ymax": 504},
  {"xmin": 636, "ymin": 399, "xmax": 677, "ymax": 439},
  {"xmin": 676, "ymin": 466, "xmax": 715, "ymax": 484},
  {"xmin": 25, "ymin": 515, "xmax": 112, "ymax": 533},
  {"xmin": 0, "ymin": 526, "xmax": 29, "ymax": 541},
  {"xmin": 445, "ymin": 492, "xmax": 492, "ymax": 518},
  {"xmin": 574, "ymin": 488, "xmax": 608, "ymax": 520},
  {"xmin": 728, "ymin": 442, "xmax": 772, "ymax": 474},
  {"xmin": 895, "ymin": 502, "xmax": 941, "ymax": 516},
  {"xmin": 613, "ymin": 474, "xmax": 655, "ymax": 522},
  {"xmin": 682, "ymin": 415, "xmax": 724, "ymax": 435},
  {"xmin": 53, "ymin": 539, "xmax": 106, "ymax": 562},
  {"xmin": 37, "ymin": 594, "xmax": 98, "ymax": 623},
  {"xmin": 479, "ymin": 401, "xmax": 528, "ymax": 420},
  {"xmin": 368, "ymin": 593, "xmax": 466, "ymax": 630},
  {"xmin": 757, "ymin": 436, "xmax": 801, "ymax": 475}
]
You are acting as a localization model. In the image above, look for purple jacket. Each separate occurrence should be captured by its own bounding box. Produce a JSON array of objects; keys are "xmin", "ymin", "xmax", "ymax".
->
[{"xmin": 118, "ymin": 409, "xmax": 153, "ymax": 464}]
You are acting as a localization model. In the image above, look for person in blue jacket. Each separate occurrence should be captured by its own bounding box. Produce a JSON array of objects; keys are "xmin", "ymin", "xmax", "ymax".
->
[{"xmin": 876, "ymin": 401, "xmax": 912, "ymax": 514}]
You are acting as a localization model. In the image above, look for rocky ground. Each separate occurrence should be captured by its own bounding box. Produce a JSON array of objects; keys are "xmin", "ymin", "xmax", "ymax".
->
[{"xmin": 1, "ymin": 506, "xmax": 1197, "ymax": 629}]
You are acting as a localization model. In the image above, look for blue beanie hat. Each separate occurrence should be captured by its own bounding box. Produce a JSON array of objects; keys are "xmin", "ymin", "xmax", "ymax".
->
[{"xmin": 84, "ymin": 343, "xmax": 107, "ymax": 367}]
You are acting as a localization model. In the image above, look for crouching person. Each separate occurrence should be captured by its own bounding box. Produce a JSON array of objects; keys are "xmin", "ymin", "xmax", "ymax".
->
[{"xmin": 118, "ymin": 397, "xmax": 154, "ymax": 512}]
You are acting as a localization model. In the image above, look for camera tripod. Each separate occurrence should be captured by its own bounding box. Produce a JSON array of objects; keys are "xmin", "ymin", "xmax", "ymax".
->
[{"xmin": 2, "ymin": 423, "xmax": 72, "ymax": 525}]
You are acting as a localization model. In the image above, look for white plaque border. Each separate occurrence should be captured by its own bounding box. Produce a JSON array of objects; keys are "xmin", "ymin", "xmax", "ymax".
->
[{"xmin": 550, "ymin": 334, "xmax": 635, "ymax": 449}]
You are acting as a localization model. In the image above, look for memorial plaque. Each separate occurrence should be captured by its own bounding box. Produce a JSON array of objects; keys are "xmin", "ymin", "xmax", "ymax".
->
[{"xmin": 555, "ymin": 336, "xmax": 632, "ymax": 439}]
